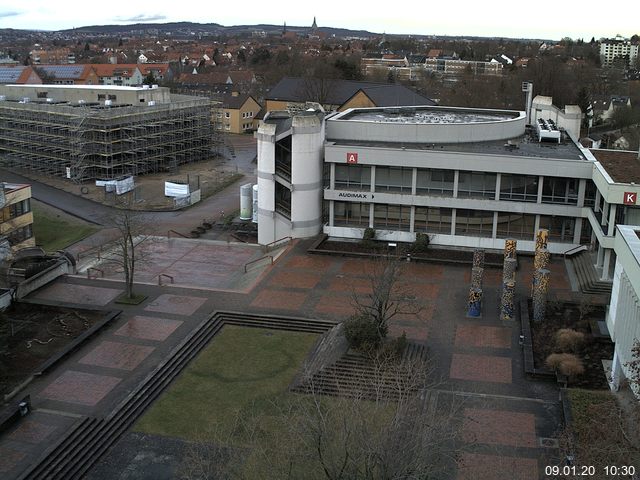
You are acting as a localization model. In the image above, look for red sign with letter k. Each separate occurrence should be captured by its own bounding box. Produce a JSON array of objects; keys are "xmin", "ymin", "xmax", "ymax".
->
[{"xmin": 624, "ymin": 192, "xmax": 637, "ymax": 205}]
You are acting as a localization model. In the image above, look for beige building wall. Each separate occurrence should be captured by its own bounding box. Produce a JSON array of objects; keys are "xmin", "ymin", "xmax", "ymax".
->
[
  {"xmin": 1, "ymin": 184, "xmax": 35, "ymax": 251},
  {"xmin": 224, "ymin": 97, "xmax": 262, "ymax": 134},
  {"xmin": 339, "ymin": 91, "xmax": 376, "ymax": 111}
]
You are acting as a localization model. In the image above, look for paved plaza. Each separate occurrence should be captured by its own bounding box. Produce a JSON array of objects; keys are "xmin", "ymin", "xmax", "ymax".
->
[{"xmin": 0, "ymin": 238, "xmax": 579, "ymax": 479}]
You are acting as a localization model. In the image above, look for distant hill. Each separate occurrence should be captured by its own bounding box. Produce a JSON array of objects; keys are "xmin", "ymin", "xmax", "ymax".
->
[{"xmin": 55, "ymin": 21, "xmax": 377, "ymax": 38}]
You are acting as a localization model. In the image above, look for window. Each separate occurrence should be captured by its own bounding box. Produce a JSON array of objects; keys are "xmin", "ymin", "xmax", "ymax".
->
[
  {"xmin": 414, "ymin": 207, "xmax": 452, "ymax": 234},
  {"xmin": 500, "ymin": 174, "xmax": 538, "ymax": 202},
  {"xmin": 584, "ymin": 180, "xmax": 597, "ymax": 208},
  {"xmin": 37, "ymin": 91, "xmax": 48, "ymax": 98},
  {"xmin": 457, "ymin": 171, "xmax": 497, "ymax": 199},
  {"xmin": 334, "ymin": 201, "xmax": 369, "ymax": 227},
  {"xmin": 6, "ymin": 224, "xmax": 33, "ymax": 246},
  {"xmin": 275, "ymin": 182, "xmax": 291, "ymax": 219},
  {"xmin": 225, "ymin": 112, "xmax": 230, "ymax": 118},
  {"xmin": 335, "ymin": 165, "xmax": 371, "ymax": 190},
  {"xmin": 375, "ymin": 166, "xmax": 413, "ymax": 193},
  {"xmin": 542, "ymin": 177, "xmax": 578, "ymax": 205},
  {"xmin": 496, "ymin": 212, "xmax": 536, "ymax": 240},
  {"xmin": 373, "ymin": 204, "xmax": 411, "ymax": 231},
  {"xmin": 416, "ymin": 168, "xmax": 454, "ymax": 196},
  {"xmin": 539, "ymin": 216, "xmax": 575, "ymax": 243},
  {"xmin": 1, "ymin": 199, "xmax": 31, "ymax": 221},
  {"xmin": 455, "ymin": 209, "xmax": 494, "ymax": 237}
]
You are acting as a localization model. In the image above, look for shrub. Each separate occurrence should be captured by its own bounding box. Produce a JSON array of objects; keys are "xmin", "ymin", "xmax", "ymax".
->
[
  {"xmin": 360, "ymin": 227, "xmax": 377, "ymax": 250},
  {"xmin": 411, "ymin": 233, "xmax": 430, "ymax": 254},
  {"xmin": 379, "ymin": 332, "xmax": 408, "ymax": 360},
  {"xmin": 554, "ymin": 328, "xmax": 585, "ymax": 352},
  {"xmin": 344, "ymin": 314, "xmax": 382, "ymax": 352},
  {"xmin": 546, "ymin": 353, "xmax": 585, "ymax": 377}
]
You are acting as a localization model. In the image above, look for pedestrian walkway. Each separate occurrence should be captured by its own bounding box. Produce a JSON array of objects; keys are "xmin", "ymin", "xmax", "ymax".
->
[{"xmin": 0, "ymin": 239, "xmax": 574, "ymax": 479}]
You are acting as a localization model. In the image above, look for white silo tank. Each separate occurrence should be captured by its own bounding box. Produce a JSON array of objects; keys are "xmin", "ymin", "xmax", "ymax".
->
[
  {"xmin": 252, "ymin": 184, "xmax": 258, "ymax": 223},
  {"xmin": 240, "ymin": 183, "xmax": 253, "ymax": 220}
]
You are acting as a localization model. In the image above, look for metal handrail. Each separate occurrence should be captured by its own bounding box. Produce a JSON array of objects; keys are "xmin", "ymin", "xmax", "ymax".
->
[
  {"xmin": 244, "ymin": 255, "xmax": 273, "ymax": 273},
  {"xmin": 158, "ymin": 273, "xmax": 174, "ymax": 285},
  {"xmin": 168, "ymin": 229, "xmax": 189, "ymax": 239},
  {"xmin": 563, "ymin": 245, "xmax": 587, "ymax": 259},
  {"xmin": 263, "ymin": 236, "xmax": 292, "ymax": 253}
]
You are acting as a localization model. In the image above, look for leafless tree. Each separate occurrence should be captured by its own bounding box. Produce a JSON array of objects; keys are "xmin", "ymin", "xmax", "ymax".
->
[
  {"xmin": 348, "ymin": 255, "xmax": 422, "ymax": 346},
  {"xmin": 102, "ymin": 207, "xmax": 153, "ymax": 299}
]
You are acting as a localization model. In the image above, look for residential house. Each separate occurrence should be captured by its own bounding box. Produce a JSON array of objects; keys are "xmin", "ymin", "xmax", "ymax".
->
[
  {"xmin": 220, "ymin": 93, "xmax": 261, "ymax": 133},
  {"xmin": 592, "ymin": 95, "xmax": 632, "ymax": 123},
  {"xmin": 264, "ymin": 77, "xmax": 436, "ymax": 113},
  {"xmin": 0, "ymin": 66, "xmax": 43, "ymax": 85},
  {"xmin": 31, "ymin": 64, "xmax": 99, "ymax": 85},
  {"xmin": 92, "ymin": 64, "xmax": 138, "ymax": 86}
]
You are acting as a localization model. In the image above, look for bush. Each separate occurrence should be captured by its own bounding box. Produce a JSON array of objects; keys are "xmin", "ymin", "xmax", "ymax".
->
[
  {"xmin": 545, "ymin": 353, "xmax": 585, "ymax": 377},
  {"xmin": 379, "ymin": 332, "xmax": 408, "ymax": 360},
  {"xmin": 344, "ymin": 314, "xmax": 382, "ymax": 352},
  {"xmin": 360, "ymin": 227, "xmax": 377, "ymax": 250},
  {"xmin": 411, "ymin": 233, "xmax": 430, "ymax": 254},
  {"xmin": 554, "ymin": 328, "xmax": 585, "ymax": 352}
]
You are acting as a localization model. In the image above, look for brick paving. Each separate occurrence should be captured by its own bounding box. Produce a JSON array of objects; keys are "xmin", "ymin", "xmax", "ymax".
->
[
  {"xmin": 1, "ymin": 238, "xmax": 581, "ymax": 479},
  {"xmin": 40, "ymin": 371, "xmax": 122, "ymax": 406},
  {"xmin": 456, "ymin": 452, "xmax": 539, "ymax": 480},
  {"xmin": 450, "ymin": 353, "xmax": 513, "ymax": 383},
  {"xmin": 79, "ymin": 341, "xmax": 155, "ymax": 371},
  {"xmin": 114, "ymin": 316, "xmax": 183, "ymax": 342},
  {"xmin": 462, "ymin": 408, "xmax": 537, "ymax": 448},
  {"xmin": 454, "ymin": 325, "xmax": 511, "ymax": 349},
  {"xmin": 144, "ymin": 294, "xmax": 207, "ymax": 316}
]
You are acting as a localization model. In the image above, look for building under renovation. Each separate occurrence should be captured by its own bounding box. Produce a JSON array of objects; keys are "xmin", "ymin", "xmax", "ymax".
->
[{"xmin": 0, "ymin": 84, "xmax": 216, "ymax": 181}]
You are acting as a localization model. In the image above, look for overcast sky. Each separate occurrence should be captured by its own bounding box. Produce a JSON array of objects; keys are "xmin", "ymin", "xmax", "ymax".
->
[{"xmin": 0, "ymin": 0, "xmax": 637, "ymax": 41}]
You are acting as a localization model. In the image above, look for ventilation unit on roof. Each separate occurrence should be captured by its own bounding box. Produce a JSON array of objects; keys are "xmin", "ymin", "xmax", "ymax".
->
[{"xmin": 536, "ymin": 118, "xmax": 561, "ymax": 143}]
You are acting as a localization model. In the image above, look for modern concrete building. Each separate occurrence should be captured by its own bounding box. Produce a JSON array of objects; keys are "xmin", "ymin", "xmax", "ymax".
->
[
  {"xmin": 0, "ymin": 183, "xmax": 34, "ymax": 252},
  {"xmin": 0, "ymin": 84, "xmax": 213, "ymax": 181},
  {"xmin": 257, "ymin": 104, "xmax": 640, "ymax": 282},
  {"xmin": 599, "ymin": 36, "xmax": 639, "ymax": 68},
  {"xmin": 607, "ymin": 224, "xmax": 640, "ymax": 395}
]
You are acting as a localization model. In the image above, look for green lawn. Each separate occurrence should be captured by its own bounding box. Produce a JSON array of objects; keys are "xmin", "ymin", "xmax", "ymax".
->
[
  {"xmin": 32, "ymin": 204, "xmax": 98, "ymax": 251},
  {"xmin": 134, "ymin": 325, "xmax": 318, "ymax": 441}
]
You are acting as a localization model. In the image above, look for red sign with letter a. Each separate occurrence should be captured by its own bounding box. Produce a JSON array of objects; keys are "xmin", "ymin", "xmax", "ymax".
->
[
  {"xmin": 346, "ymin": 152, "xmax": 358, "ymax": 164},
  {"xmin": 624, "ymin": 192, "xmax": 637, "ymax": 205}
]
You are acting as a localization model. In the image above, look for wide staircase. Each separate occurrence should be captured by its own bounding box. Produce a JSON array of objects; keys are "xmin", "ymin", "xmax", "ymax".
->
[
  {"xmin": 17, "ymin": 312, "xmax": 335, "ymax": 480},
  {"xmin": 568, "ymin": 251, "xmax": 612, "ymax": 296},
  {"xmin": 291, "ymin": 342, "xmax": 429, "ymax": 402}
]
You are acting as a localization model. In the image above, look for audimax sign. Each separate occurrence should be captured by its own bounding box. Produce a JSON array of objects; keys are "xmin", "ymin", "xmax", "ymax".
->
[{"xmin": 337, "ymin": 191, "xmax": 370, "ymax": 199}]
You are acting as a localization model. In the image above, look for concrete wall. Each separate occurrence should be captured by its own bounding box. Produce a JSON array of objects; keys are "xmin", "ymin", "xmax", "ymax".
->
[
  {"xmin": 16, "ymin": 259, "xmax": 73, "ymax": 299},
  {"xmin": 327, "ymin": 107, "xmax": 526, "ymax": 144},
  {"xmin": 531, "ymin": 96, "xmax": 581, "ymax": 140}
]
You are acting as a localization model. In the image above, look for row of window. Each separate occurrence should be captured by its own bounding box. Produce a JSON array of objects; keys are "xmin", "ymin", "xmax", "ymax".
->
[
  {"xmin": 0, "ymin": 199, "xmax": 31, "ymax": 222},
  {"xmin": 333, "ymin": 165, "xmax": 581, "ymax": 205},
  {"xmin": 6, "ymin": 224, "xmax": 33, "ymax": 246},
  {"xmin": 332, "ymin": 201, "xmax": 583, "ymax": 243}
]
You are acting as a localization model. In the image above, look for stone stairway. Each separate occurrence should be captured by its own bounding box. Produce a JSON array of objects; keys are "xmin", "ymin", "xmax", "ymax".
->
[{"xmin": 568, "ymin": 251, "xmax": 612, "ymax": 295}]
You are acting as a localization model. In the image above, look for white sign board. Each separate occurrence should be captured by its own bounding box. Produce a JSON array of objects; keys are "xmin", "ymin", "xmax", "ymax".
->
[{"xmin": 165, "ymin": 181, "xmax": 190, "ymax": 197}]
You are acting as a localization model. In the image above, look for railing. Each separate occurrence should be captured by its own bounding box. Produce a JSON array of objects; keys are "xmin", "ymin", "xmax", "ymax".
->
[
  {"xmin": 563, "ymin": 245, "xmax": 587, "ymax": 259},
  {"xmin": 87, "ymin": 267, "xmax": 104, "ymax": 279},
  {"xmin": 263, "ymin": 236, "xmax": 292, "ymax": 253},
  {"xmin": 168, "ymin": 229, "xmax": 189, "ymax": 239},
  {"xmin": 244, "ymin": 255, "xmax": 273, "ymax": 273},
  {"xmin": 158, "ymin": 273, "xmax": 174, "ymax": 285}
]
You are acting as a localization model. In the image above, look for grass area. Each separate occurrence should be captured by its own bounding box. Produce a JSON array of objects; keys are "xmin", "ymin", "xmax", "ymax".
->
[
  {"xmin": 134, "ymin": 325, "xmax": 318, "ymax": 440},
  {"xmin": 32, "ymin": 204, "xmax": 98, "ymax": 251}
]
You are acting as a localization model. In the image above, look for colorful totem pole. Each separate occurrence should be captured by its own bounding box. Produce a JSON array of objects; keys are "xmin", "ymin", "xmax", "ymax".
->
[
  {"xmin": 467, "ymin": 248, "xmax": 485, "ymax": 317},
  {"xmin": 501, "ymin": 239, "xmax": 517, "ymax": 321},
  {"xmin": 532, "ymin": 268, "xmax": 550, "ymax": 322}
]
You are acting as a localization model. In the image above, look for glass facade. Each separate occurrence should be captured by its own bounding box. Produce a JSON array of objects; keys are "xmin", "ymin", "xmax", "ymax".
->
[
  {"xmin": 373, "ymin": 204, "xmax": 411, "ymax": 231},
  {"xmin": 375, "ymin": 166, "xmax": 413, "ymax": 193},
  {"xmin": 414, "ymin": 207, "xmax": 452, "ymax": 233},
  {"xmin": 495, "ymin": 212, "xmax": 536, "ymax": 239},
  {"xmin": 455, "ymin": 209, "xmax": 494, "ymax": 236},
  {"xmin": 334, "ymin": 201, "xmax": 369, "ymax": 227},
  {"xmin": 457, "ymin": 172, "xmax": 497, "ymax": 199},
  {"xmin": 541, "ymin": 177, "xmax": 578, "ymax": 205},
  {"xmin": 334, "ymin": 164, "xmax": 371, "ymax": 191},
  {"xmin": 499, "ymin": 174, "xmax": 538, "ymax": 202},
  {"xmin": 539, "ymin": 215, "xmax": 575, "ymax": 243},
  {"xmin": 416, "ymin": 168, "xmax": 454, "ymax": 196}
]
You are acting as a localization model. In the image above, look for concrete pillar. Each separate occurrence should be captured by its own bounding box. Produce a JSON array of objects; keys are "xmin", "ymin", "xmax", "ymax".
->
[
  {"xmin": 450, "ymin": 209, "xmax": 457, "ymax": 236},
  {"xmin": 492, "ymin": 212, "xmax": 498, "ymax": 238},
  {"xmin": 453, "ymin": 170, "xmax": 460, "ymax": 197},
  {"xmin": 596, "ymin": 244, "xmax": 604, "ymax": 268},
  {"xmin": 370, "ymin": 165, "xmax": 376, "ymax": 193},
  {"xmin": 369, "ymin": 203, "xmax": 374, "ymax": 228},
  {"xmin": 577, "ymin": 179, "xmax": 586, "ymax": 207},
  {"xmin": 573, "ymin": 217, "xmax": 583, "ymax": 244},
  {"xmin": 537, "ymin": 175, "xmax": 544, "ymax": 203},
  {"xmin": 601, "ymin": 249, "xmax": 612, "ymax": 281},
  {"xmin": 411, "ymin": 168, "xmax": 417, "ymax": 196},
  {"xmin": 329, "ymin": 200, "xmax": 334, "ymax": 227},
  {"xmin": 607, "ymin": 204, "xmax": 617, "ymax": 236},
  {"xmin": 410, "ymin": 206, "xmax": 415, "ymax": 233},
  {"xmin": 495, "ymin": 173, "xmax": 501, "ymax": 201},
  {"xmin": 329, "ymin": 162, "xmax": 335, "ymax": 189},
  {"xmin": 609, "ymin": 349, "xmax": 624, "ymax": 392}
]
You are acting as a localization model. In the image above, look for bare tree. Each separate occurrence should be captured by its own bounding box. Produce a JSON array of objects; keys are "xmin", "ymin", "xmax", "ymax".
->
[
  {"xmin": 102, "ymin": 208, "xmax": 152, "ymax": 300},
  {"xmin": 346, "ymin": 255, "xmax": 422, "ymax": 348}
]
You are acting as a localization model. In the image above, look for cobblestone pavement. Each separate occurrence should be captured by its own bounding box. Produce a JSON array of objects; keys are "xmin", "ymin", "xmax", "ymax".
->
[{"xmin": 0, "ymin": 239, "xmax": 578, "ymax": 479}]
